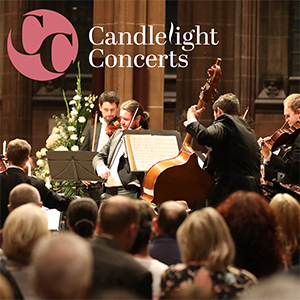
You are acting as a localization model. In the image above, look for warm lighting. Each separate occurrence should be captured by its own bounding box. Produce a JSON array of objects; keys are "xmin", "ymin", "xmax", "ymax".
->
[
  {"xmin": 3, "ymin": 141, "xmax": 6, "ymax": 155},
  {"xmin": 26, "ymin": 161, "xmax": 31, "ymax": 176}
]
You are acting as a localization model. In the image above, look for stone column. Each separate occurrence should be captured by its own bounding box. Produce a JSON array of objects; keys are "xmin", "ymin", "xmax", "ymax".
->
[
  {"xmin": 0, "ymin": 1, "xmax": 33, "ymax": 144},
  {"xmin": 92, "ymin": 0, "xmax": 165, "ymax": 129}
]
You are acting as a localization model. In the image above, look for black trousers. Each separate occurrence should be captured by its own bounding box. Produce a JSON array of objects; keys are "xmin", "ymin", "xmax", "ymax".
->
[{"xmin": 101, "ymin": 185, "xmax": 140, "ymax": 201}]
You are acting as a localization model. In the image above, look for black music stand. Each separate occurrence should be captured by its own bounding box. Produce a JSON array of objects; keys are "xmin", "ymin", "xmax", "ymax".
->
[{"xmin": 47, "ymin": 151, "xmax": 100, "ymax": 182}]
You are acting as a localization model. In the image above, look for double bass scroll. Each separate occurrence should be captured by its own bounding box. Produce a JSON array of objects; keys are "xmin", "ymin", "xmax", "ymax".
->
[{"xmin": 141, "ymin": 58, "xmax": 222, "ymax": 210}]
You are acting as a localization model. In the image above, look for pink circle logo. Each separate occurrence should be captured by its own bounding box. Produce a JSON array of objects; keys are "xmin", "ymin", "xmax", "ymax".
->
[{"xmin": 7, "ymin": 9, "xmax": 78, "ymax": 81}]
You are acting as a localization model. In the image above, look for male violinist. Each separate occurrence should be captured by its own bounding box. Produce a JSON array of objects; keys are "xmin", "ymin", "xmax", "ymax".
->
[
  {"xmin": 185, "ymin": 93, "xmax": 261, "ymax": 207},
  {"xmin": 260, "ymin": 93, "xmax": 300, "ymax": 187},
  {"xmin": 80, "ymin": 91, "xmax": 120, "ymax": 204},
  {"xmin": 93, "ymin": 100, "xmax": 150, "ymax": 200}
]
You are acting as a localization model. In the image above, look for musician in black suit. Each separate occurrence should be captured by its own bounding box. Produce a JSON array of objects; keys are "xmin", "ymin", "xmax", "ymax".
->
[
  {"xmin": 261, "ymin": 93, "xmax": 300, "ymax": 186},
  {"xmin": 0, "ymin": 139, "xmax": 73, "ymax": 228},
  {"xmin": 185, "ymin": 93, "xmax": 261, "ymax": 207},
  {"xmin": 80, "ymin": 91, "xmax": 120, "ymax": 203},
  {"xmin": 92, "ymin": 100, "xmax": 150, "ymax": 200},
  {"xmin": 89, "ymin": 196, "xmax": 152, "ymax": 299}
]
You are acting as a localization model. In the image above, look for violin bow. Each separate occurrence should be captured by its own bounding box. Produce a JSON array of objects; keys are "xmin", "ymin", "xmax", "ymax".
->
[
  {"xmin": 91, "ymin": 111, "xmax": 99, "ymax": 152},
  {"xmin": 242, "ymin": 107, "xmax": 249, "ymax": 120}
]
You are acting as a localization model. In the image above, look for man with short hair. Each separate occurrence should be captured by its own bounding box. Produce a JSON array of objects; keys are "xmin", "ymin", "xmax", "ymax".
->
[
  {"xmin": 90, "ymin": 195, "xmax": 152, "ymax": 299},
  {"xmin": 32, "ymin": 232, "xmax": 93, "ymax": 300},
  {"xmin": 81, "ymin": 91, "xmax": 120, "ymax": 203},
  {"xmin": 0, "ymin": 138, "xmax": 72, "ymax": 228},
  {"xmin": 148, "ymin": 201, "xmax": 187, "ymax": 266},
  {"xmin": 261, "ymin": 93, "xmax": 300, "ymax": 186},
  {"xmin": 185, "ymin": 93, "xmax": 261, "ymax": 207}
]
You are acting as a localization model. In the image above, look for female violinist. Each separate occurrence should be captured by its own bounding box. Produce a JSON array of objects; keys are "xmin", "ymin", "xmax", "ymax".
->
[{"xmin": 260, "ymin": 93, "xmax": 300, "ymax": 186}]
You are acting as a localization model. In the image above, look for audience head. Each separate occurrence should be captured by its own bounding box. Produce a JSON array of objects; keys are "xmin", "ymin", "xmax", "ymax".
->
[
  {"xmin": 8, "ymin": 183, "xmax": 42, "ymax": 212},
  {"xmin": 156, "ymin": 201, "xmax": 188, "ymax": 236},
  {"xmin": 130, "ymin": 201, "xmax": 154, "ymax": 254},
  {"xmin": 177, "ymin": 207, "xmax": 235, "ymax": 272},
  {"xmin": 67, "ymin": 197, "xmax": 98, "ymax": 239},
  {"xmin": 32, "ymin": 232, "xmax": 93, "ymax": 300},
  {"xmin": 2, "ymin": 203, "xmax": 49, "ymax": 263},
  {"xmin": 120, "ymin": 100, "xmax": 150, "ymax": 129},
  {"xmin": 217, "ymin": 191, "xmax": 283, "ymax": 278},
  {"xmin": 6, "ymin": 138, "xmax": 31, "ymax": 167},
  {"xmin": 98, "ymin": 196, "xmax": 139, "ymax": 251},
  {"xmin": 270, "ymin": 193, "xmax": 300, "ymax": 260}
]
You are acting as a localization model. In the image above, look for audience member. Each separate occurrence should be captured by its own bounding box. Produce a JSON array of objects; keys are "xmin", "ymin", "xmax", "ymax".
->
[
  {"xmin": 270, "ymin": 193, "xmax": 300, "ymax": 267},
  {"xmin": 130, "ymin": 201, "xmax": 168, "ymax": 300},
  {"xmin": 32, "ymin": 232, "xmax": 93, "ymax": 300},
  {"xmin": 242, "ymin": 273, "xmax": 300, "ymax": 300},
  {"xmin": 160, "ymin": 207, "xmax": 257, "ymax": 300},
  {"xmin": 89, "ymin": 195, "xmax": 152, "ymax": 299},
  {"xmin": 1, "ymin": 203, "xmax": 49, "ymax": 299},
  {"xmin": 0, "ymin": 138, "xmax": 73, "ymax": 228},
  {"xmin": 0, "ymin": 183, "xmax": 42, "ymax": 247},
  {"xmin": 148, "ymin": 201, "xmax": 187, "ymax": 266},
  {"xmin": 217, "ymin": 191, "xmax": 284, "ymax": 278},
  {"xmin": 67, "ymin": 197, "xmax": 98, "ymax": 240},
  {"xmin": 0, "ymin": 274, "xmax": 14, "ymax": 299}
]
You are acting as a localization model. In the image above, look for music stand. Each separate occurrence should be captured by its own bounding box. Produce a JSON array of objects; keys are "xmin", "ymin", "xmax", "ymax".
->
[{"xmin": 47, "ymin": 151, "xmax": 100, "ymax": 182}]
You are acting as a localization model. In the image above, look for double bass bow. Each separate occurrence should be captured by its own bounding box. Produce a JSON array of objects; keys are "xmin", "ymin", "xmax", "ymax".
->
[{"xmin": 141, "ymin": 58, "xmax": 222, "ymax": 210}]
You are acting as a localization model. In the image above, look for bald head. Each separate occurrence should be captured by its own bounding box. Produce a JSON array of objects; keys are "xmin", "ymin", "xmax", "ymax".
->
[
  {"xmin": 32, "ymin": 232, "xmax": 93, "ymax": 300},
  {"xmin": 9, "ymin": 183, "xmax": 41, "ymax": 211},
  {"xmin": 99, "ymin": 196, "xmax": 138, "ymax": 235},
  {"xmin": 157, "ymin": 201, "xmax": 188, "ymax": 235}
]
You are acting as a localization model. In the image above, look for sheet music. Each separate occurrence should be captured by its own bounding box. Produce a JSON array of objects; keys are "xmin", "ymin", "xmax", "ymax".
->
[
  {"xmin": 42, "ymin": 206, "xmax": 61, "ymax": 231},
  {"xmin": 126, "ymin": 134, "xmax": 179, "ymax": 171}
]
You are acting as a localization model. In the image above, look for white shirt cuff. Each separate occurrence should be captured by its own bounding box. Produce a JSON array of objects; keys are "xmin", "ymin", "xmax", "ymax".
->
[
  {"xmin": 184, "ymin": 118, "xmax": 197, "ymax": 127},
  {"xmin": 263, "ymin": 152, "xmax": 272, "ymax": 165}
]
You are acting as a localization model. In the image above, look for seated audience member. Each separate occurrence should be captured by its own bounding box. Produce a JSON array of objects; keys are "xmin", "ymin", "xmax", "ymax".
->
[
  {"xmin": 0, "ymin": 138, "xmax": 73, "ymax": 228},
  {"xmin": 0, "ymin": 274, "xmax": 14, "ymax": 299},
  {"xmin": 90, "ymin": 195, "xmax": 152, "ymax": 299},
  {"xmin": 0, "ymin": 183, "xmax": 42, "ymax": 247},
  {"xmin": 130, "ymin": 201, "xmax": 168, "ymax": 300},
  {"xmin": 1, "ymin": 203, "xmax": 49, "ymax": 299},
  {"xmin": 241, "ymin": 273, "xmax": 300, "ymax": 300},
  {"xmin": 160, "ymin": 207, "xmax": 257, "ymax": 300},
  {"xmin": 217, "ymin": 191, "xmax": 284, "ymax": 278},
  {"xmin": 32, "ymin": 232, "xmax": 93, "ymax": 300},
  {"xmin": 270, "ymin": 193, "xmax": 300, "ymax": 267},
  {"xmin": 148, "ymin": 201, "xmax": 187, "ymax": 266},
  {"xmin": 67, "ymin": 197, "xmax": 98, "ymax": 240}
]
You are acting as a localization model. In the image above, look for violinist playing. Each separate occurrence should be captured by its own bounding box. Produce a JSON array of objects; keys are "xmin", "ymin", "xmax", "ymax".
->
[
  {"xmin": 260, "ymin": 93, "xmax": 300, "ymax": 186},
  {"xmin": 93, "ymin": 100, "xmax": 150, "ymax": 200},
  {"xmin": 80, "ymin": 91, "xmax": 120, "ymax": 204},
  {"xmin": 185, "ymin": 93, "xmax": 261, "ymax": 208}
]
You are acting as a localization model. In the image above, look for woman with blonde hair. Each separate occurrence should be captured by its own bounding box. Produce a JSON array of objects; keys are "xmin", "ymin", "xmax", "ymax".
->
[
  {"xmin": 160, "ymin": 207, "xmax": 257, "ymax": 299},
  {"xmin": 1, "ymin": 203, "xmax": 49, "ymax": 299},
  {"xmin": 270, "ymin": 193, "xmax": 300, "ymax": 267}
]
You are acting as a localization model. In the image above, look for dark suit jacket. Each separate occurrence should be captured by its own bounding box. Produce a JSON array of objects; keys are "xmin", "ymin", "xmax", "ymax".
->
[
  {"xmin": 90, "ymin": 236, "xmax": 152, "ymax": 299},
  {"xmin": 92, "ymin": 130, "xmax": 145, "ymax": 190},
  {"xmin": 80, "ymin": 122, "xmax": 102, "ymax": 151},
  {"xmin": 265, "ymin": 134, "xmax": 300, "ymax": 185},
  {"xmin": 0, "ymin": 167, "xmax": 72, "ymax": 228},
  {"xmin": 186, "ymin": 114, "xmax": 261, "ymax": 207}
]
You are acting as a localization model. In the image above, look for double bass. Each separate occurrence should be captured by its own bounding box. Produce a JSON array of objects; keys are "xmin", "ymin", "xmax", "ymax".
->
[{"xmin": 141, "ymin": 58, "xmax": 222, "ymax": 210}]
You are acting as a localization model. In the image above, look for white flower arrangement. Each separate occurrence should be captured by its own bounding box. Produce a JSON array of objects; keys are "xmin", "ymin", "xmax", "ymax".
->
[{"xmin": 34, "ymin": 62, "xmax": 98, "ymax": 196}]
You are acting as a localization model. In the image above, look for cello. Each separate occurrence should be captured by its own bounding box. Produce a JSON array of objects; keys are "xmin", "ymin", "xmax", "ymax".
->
[{"xmin": 141, "ymin": 58, "xmax": 222, "ymax": 210}]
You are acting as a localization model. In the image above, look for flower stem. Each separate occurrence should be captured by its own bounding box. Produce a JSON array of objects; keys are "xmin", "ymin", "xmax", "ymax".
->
[{"xmin": 62, "ymin": 90, "xmax": 70, "ymax": 119}]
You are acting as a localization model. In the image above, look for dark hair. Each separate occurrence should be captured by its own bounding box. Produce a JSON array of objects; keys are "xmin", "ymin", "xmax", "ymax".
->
[
  {"xmin": 157, "ymin": 201, "xmax": 187, "ymax": 236},
  {"xmin": 7, "ymin": 139, "xmax": 31, "ymax": 166},
  {"xmin": 120, "ymin": 100, "xmax": 150, "ymax": 129},
  {"xmin": 99, "ymin": 91, "xmax": 120, "ymax": 106},
  {"xmin": 217, "ymin": 191, "xmax": 283, "ymax": 278},
  {"xmin": 212, "ymin": 93, "xmax": 240, "ymax": 116},
  {"xmin": 130, "ymin": 201, "xmax": 154, "ymax": 254},
  {"xmin": 67, "ymin": 197, "xmax": 98, "ymax": 238}
]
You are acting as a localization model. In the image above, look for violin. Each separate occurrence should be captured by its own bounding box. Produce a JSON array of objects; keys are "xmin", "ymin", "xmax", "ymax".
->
[
  {"xmin": 261, "ymin": 121, "xmax": 300, "ymax": 151},
  {"xmin": 106, "ymin": 117, "xmax": 121, "ymax": 136}
]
